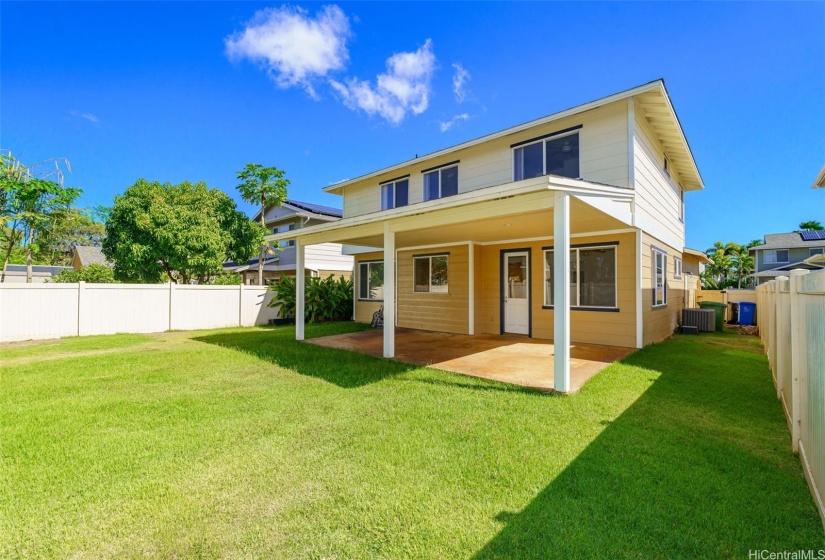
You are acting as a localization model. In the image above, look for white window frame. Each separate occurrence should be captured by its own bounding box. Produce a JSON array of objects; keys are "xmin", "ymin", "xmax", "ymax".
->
[
  {"xmin": 674, "ymin": 256, "xmax": 682, "ymax": 279},
  {"xmin": 358, "ymin": 260, "xmax": 384, "ymax": 301},
  {"xmin": 423, "ymin": 164, "xmax": 458, "ymax": 201},
  {"xmin": 380, "ymin": 177, "xmax": 409, "ymax": 210},
  {"xmin": 543, "ymin": 244, "xmax": 618, "ymax": 310},
  {"xmin": 652, "ymin": 247, "xmax": 667, "ymax": 308},
  {"xmin": 413, "ymin": 254, "xmax": 449, "ymax": 294},
  {"xmin": 763, "ymin": 249, "xmax": 789, "ymax": 264},
  {"xmin": 512, "ymin": 130, "xmax": 580, "ymax": 182}
]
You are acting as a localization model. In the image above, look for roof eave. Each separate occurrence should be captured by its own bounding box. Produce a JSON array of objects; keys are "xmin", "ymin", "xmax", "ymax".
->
[{"xmin": 323, "ymin": 79, "xmax": 696, "ymax": 195}]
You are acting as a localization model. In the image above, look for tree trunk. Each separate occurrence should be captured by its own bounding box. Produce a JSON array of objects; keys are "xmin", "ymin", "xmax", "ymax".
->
[
  {"xmin": 26, "ymin": 244, "xmax": 32, "ymax": 283},
  {"xmin": 258, "ymin": 201, "xmax": 265, "ymax": 286}
]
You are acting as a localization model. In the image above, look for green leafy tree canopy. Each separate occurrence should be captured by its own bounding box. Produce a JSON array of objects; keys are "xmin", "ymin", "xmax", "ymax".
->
[
  {"xmin": 1, "ymin": 153, "xmax": 81, "ymax": 282},
  {"xmin": 49, "ymin": 264, "xmax": 117, "ymax": 284},
  {"xmin": 103, "ymin": 179, "xmax": 265, "ymax": 283},
  {"xmin": 798, "ymin": 220, "xmax": 823, "ymax": 231}
]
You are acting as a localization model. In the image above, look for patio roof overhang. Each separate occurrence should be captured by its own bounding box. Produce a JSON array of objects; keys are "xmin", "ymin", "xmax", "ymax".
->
[{"xmin": 264, "ymin": 176, "xmax": 635, "ymax": 249}]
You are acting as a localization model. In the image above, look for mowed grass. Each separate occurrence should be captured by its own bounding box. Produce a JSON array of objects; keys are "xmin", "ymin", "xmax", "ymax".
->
[{"xmin": 1, "ymin": 324, "xmax": 822, "ymax": 558}]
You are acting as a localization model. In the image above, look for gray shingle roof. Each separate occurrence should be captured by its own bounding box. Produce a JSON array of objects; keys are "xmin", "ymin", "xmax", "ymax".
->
[
  {"xmin": 749, "ymin": 232, "xmax": 825, "ymax": 251},
  {"xmin": 74, "ymin": 245, "xmax": 111, "ymax": 267}
]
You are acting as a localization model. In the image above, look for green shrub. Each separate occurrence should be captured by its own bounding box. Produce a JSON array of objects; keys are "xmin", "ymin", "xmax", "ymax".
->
[
  {"xmin": 269, "ymin": 274, "xmax": 353, "ymax": 322},
  {"xmin": 49, "ymin": 264, "xmax": 117, "ymax": 283},
  {"xmin": 208, "ymin": 272, "xmax": 243, "ymax": 285}
]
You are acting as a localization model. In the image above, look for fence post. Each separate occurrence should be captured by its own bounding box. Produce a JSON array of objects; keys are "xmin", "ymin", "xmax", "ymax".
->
[
  {"xmin": 168, "ymin": 282, "xmax": 174, "ymax": 331},
  {"xmin": 789, "ymin": 269, "xmax": 809, "ymax": 453},
  {"xmin": 239, "ymin": 284, "xmax": 244, "ymax": 327},
  {"xmin": 77, "ymin": 281, "xmax": 86, "ymax": 336},
  {"xmin": 774, "ymin": 280, "xmax": 780, "ymax": 396}
]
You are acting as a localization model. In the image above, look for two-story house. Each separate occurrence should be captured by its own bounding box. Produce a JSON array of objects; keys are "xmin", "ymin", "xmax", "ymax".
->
[
  {"xmin": 227, "ymin": 199, "xmax": 354, "ymax": 285},
  {"xmin": 749, "ymin": 232, "xmax": 825, "ymax": 285},
  {"xmin": 266, "ymin": 79, "xmax": 704, "ymax": 392}
]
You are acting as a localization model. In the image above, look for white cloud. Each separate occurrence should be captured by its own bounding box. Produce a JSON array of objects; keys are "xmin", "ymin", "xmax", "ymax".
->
[
  {"xmin": 452, "ymin": 63, "xmax": 470, "ymax": 104},
  {"xmin": 330, "ymin": 39, "xmax": 436, "ymax": 125},
  {"xmin": 438, "ymin": 113, "xmax": 469, "ymax": 132},
  {"xmin": 225, "ymin": 5, "xmax": 351, "ymax": 96},
  {"xmin": 70, "ymin": 110, "xmax": 99, "ymax": 124}
]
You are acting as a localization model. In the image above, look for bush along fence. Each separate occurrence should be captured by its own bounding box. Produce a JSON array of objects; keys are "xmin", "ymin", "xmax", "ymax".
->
[
  {"xmin": 0, "ymin": 282, "xmax": 279, "ymax": 342},
  {"xmin": 268, "ymin": 274, "xmax": 353, "ymax": 323},
  {"xmin": 756, "ymin": 269, "xmax": 825, "ymax": 529}
]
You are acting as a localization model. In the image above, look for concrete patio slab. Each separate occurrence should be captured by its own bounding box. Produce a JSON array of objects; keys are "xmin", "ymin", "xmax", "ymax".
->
[{"xmin": 306, "ymin": 328, "xmax": 635, "ymax": 392}]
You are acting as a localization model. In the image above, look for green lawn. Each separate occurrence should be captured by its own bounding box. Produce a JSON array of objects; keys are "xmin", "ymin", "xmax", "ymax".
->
[{"xmin": 1, "ymin": 324, "xmax": 822, "ymax": 558}]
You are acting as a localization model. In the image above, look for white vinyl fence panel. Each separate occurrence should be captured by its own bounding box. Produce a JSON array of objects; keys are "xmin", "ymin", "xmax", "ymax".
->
[
  {"xmin": 0, "ymin": 283, "xmax": 279, "ymax": 343},
  {"xmin": 756, "ymin": 269, "xmax": 825, "ymax": 529}
]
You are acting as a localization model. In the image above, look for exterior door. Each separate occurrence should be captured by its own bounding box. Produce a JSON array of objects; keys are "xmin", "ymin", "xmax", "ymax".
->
[{"xmin": 503, "ymin": 252, "xmax": 530, "ymax": 334}]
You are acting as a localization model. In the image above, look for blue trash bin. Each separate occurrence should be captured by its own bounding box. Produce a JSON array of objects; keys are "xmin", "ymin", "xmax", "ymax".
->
[{"xmin": 739, "ymin": 302, "xmax": 756, "ymax": 326}]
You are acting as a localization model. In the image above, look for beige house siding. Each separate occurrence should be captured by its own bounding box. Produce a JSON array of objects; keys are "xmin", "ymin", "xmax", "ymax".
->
[
  {"xmin": 476, "ymin": 233, "xmax": 636, "ymax": 347},
  {"xmin": 342, "ymin": 101, "xmax": 630, "ymax": 218},
  {"xmin": 642, "ymin": 232, "xmax": 685, "ymax": 345},
  {"xmin": 633, "ymin": 98, "xmax": 686, "ymax": 252},
  {"xmin": 396, "ymin": 245, "xmax": 469, "ymax": 334}
]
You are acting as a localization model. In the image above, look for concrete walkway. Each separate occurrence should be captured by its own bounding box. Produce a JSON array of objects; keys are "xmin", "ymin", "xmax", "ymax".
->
[{"xmin": 307, "ymin": 328, "xmax": 634, "ymax": 392}]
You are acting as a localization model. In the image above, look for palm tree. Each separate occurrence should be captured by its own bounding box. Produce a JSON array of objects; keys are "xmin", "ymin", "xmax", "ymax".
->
[
  {"xmin": 729, "ymin": 243, "xmax": 755, "ymax": 289},
  {"xmin": 705, "ymin": 241, "xmax": 734, "ymax": 288},
  {"xmin": 798, "ymin": 220, "xmax": 824, "ymax": 231},
  {"xmin": 236, "ymin": 164, "xmax": 289, "ymax": 285}
]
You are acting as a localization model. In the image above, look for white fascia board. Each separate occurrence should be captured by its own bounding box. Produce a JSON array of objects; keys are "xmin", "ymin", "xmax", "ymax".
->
[{"xmin": 266, "ymin": 176, "xmax": 633, "ymax": 243}]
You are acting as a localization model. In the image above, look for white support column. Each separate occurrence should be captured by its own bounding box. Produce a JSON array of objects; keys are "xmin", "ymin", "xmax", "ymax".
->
[
  {"xmin": 383, "ymin": 222, "xmax": 396, "ymax": 358},
  {"xmin": 635, "ymin": 229, "xmax": 644, "ymax": 349},
  {"xmin": 468, "ymin": 241, "xmax": 475, "ymax": 335},
  {"xmin": 553, "ymin": 191, "xmax": 571, "ymax": 393},
  {"xmin": 789, "ymin": 269, "xmax": 809, "ymax": 453},
  {"xmin": 295, "ymin": 239, "xmax": 305, "ymax": 341}
]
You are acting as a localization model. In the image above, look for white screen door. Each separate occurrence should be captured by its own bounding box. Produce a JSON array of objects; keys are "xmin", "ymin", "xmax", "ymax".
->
[{"xmin": 504, "ymin": 252, "xmax": 529, "ymax": 334}]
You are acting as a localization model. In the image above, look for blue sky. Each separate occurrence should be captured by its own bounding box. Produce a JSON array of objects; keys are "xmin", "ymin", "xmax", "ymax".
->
[{"xmin": 2, "ymin": 1, "xmax": 823, "ymax": 250}]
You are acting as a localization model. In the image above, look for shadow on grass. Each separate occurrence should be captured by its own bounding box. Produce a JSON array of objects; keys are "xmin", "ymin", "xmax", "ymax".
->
[
  {"xmin": 473, "ymin": 332, "xmax": 825, "ymax": 558},
  {"xmin": 193, "ymin": 323, "xmax": 421, "ymax": 388},
  {"xmin": 193, "ymin": 323, "xmax": 549, "ymax": 397}
]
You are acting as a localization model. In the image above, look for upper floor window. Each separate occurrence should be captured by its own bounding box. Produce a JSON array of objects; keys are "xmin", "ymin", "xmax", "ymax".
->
[
  {"xmin": 513, "ymin": 131, "xmax": 580, "ymax": 181},
  {"xmin": 544, "ymin": 245, "xmax": 617, "ymax": 309},
  {"xmin": 423, "ymin": 163, "xmax": 458, "ymax": 201},
  {"xmin": 763, "ymin": 249, "xmax": 789, "ymax": 264},
  {"xmin": 674, "ymin": 256, "xmax": 682, "ymax": 279},
  {"xmin": 358, "ymin": 260, "xmax": 384, "ymax": 300},
  {"xmin": 810, "ymin": 248, "xmax": 824, "ymax": 256},
  {"xmin": 652, "ymin": 248, "xmax": 667, "ymax": 307},
  {"xmin": 272, "ymin": 223, "xmax": 296, "ymax": 248},
  {"xmin": 381, "ymin": 178, "xmax": 409, "ymax": 210}
]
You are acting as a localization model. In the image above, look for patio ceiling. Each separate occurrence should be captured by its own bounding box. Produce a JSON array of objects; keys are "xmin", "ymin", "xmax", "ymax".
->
[
  {"xmin": 266, "ymin": 177, "xmax": 634, "ymax": 250},
  {"xmin": 339, "ymin": 197, "xmax": 631, "ymax": 250}
]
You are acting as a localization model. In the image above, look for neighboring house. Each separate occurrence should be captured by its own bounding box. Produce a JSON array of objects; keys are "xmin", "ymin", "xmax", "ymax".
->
[
  {"xmin": 226, "ymin": 199, "xmax": 354, "ymax": 285},
  {"xmin": 749, "ymin": 232, "xmax": 825, "ymax": 285},
  {"xmin": 266, "ymin": 79, "xmax": 704, "ymax": 391},
  {"xmin": 71, "ymin": 245, "xmax": 111, "ymax": 271},
  {"xmin": 2, "ymin": 264, "xmax": 73, "ymax": 283}
]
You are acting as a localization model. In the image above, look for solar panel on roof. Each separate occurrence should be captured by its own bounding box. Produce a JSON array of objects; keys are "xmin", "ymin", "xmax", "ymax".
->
[{"xmin": 800, "ymin": 230, "xmax": 825, "ymax": 241}]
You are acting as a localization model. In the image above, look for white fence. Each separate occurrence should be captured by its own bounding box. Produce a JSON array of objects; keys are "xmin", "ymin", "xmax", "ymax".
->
[
  {"xmin": 0, "ymin": 282, "xmax": 280, "ymax": 342},
  {"xmin": 756, "ymin": 270, "xmax": 825, "ymax": 529}
]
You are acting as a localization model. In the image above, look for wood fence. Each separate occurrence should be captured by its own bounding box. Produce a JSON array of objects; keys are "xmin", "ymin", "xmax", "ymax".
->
[
  {"xmin": 0, "ymin": 283, "xmax": 279, "ymax": 343},
  {"xmin": 756, "ymin": 270, "xmax": 825, "ymax": 529}
]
